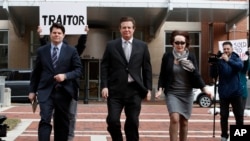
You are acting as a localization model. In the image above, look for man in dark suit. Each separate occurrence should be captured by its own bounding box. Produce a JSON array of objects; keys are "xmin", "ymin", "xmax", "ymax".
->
[
  {"xmin": 28, "ymin": 23, "xmax": 83, "ymax": 141},
  {"xmin": 101, "ymin": 16, "xmax": 152, "ymax": 141},
  {"xmin": 37, "ymin": 25, "xmax": 89, "ymax": 141}
]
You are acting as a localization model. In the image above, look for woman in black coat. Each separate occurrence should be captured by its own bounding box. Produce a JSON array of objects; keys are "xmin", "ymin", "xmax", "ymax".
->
[{"xmin": 155, "ymin": 30, "xmax": 212, "ymax": 141}]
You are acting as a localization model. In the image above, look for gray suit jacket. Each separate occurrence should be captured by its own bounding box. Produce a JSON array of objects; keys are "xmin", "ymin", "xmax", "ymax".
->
[{"xmin": 101, "ymin": 38, "xmax": 152, "ymax": 98}]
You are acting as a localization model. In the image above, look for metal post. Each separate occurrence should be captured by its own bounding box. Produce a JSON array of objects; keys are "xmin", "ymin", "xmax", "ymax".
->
[
  {"xmin": 213, "ymin": 77, "xmax": 218, "ymax": 138},
  {"xmin": 83, "ymin": 60, "xmax": 89, "ymax": 104},
  {"xmin": 233, "ymin": 24, "xmax": 236, "ymax": 39}
]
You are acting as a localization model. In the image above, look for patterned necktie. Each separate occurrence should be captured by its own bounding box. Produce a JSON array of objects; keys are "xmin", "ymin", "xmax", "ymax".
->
[
  {"xmin": 123, "ymin": 41, "xmax": 134, "ymax": 82},
  {"xmin": 52, "ymin": 47, "xmax": 58, "ymax": 68},
  {"xmin": 123, "ymin": 41, "xmax": 131, "ymax": 61}
]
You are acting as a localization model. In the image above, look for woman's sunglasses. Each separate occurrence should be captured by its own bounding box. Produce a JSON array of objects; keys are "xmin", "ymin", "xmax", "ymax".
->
[{"xmin": 174, "ymin": 41, "xmax": 186, "ymax": 45}]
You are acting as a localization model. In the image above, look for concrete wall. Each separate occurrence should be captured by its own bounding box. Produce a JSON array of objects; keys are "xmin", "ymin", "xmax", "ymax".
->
[{"xmin": 8, "ymin": 21, "xmax": 30, "ymax": 69}]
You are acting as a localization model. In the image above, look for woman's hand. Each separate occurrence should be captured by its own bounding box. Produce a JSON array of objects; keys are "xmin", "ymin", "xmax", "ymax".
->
[
  {"xmin": 202, "ymin": 86, "xmax": 214, "ymax": 99},
  {"xmin": 155, "ymin": 88, "xmax": 163, "ymax": 99}
]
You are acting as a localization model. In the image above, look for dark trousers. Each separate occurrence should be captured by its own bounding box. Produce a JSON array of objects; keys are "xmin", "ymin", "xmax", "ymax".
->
[
  {"xmin": 68, "ymin": 98, "xmax": 78, "ymax": 140},
  {"xmin": 242, "ymin": 97, "xmax": 247, "ymax": 110},
  {"xmin": 106, "ymin": 82, "xmax": 142, "ymax": 141},
  {"xmin": 219, "ymin": 96, "xmax": 244, "ymax": 138},
  {"xmin": 38, "ymin": 89, "xmax": 71, "ymax": 141}
]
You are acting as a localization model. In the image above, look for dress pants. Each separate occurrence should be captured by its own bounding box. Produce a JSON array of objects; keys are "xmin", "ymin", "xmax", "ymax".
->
[
  {"xmin": 106, "ymin": 82, "xmax": 142, "ymax": 141},
  {"xmin": 219, "ymin": 96, "xmax": 244, "ymax": 139},
  {"xmin": 68, "ymin": 98, "xmax": 78, "ymax": 140},
  {"xmin": 38, "ymin": 88, "xmax": 71, "ymax": 141}
]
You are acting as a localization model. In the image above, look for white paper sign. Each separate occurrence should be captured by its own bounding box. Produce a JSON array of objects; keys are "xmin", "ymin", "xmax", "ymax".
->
[
  {"xmin": 218, "ymin": 39, "xmax": 248, "ymax": 60},
  {"xmin": 39, "ymin": 2, "xmax": 87, "ymax": 35}
]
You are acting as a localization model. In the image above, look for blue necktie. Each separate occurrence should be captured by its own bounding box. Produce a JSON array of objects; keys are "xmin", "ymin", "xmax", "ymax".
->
[{"xmin": 52, "ymin": 47, "xmax": 58, "ymax": 68}]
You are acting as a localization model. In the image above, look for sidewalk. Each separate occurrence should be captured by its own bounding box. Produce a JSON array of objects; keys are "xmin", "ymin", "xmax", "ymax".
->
[{"xmin": 1, "ymin": 101, "xmax": 249, "ymax": 141}]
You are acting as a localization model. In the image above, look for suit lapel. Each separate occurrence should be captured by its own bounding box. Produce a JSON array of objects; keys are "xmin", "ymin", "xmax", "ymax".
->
[
  {"xmin": 116, "ymin": 39, "xmax": 128, "ymax": 63},
  {"xmin": 57, "ymin": 43, "xmax": 67, "ymax": 67},
  {"xmin": 130, "ymin": 39, "xmax": 137, "ymax": 61},
  {"xmin": 45, "ymin": 45, "xmax": 55, "ymax": 70},
  {"xmin": 129, "ymin": 39, "xmax": 141, "ymax": 63}
]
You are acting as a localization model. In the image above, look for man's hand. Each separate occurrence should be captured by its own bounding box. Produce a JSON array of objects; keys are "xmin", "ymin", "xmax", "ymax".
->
[
  {"xmin": 28, "ymin": 92, "xmax": 36, "ymax": 102},
  {"xmin": 54, "ymin": 74, "xmax": 67, "ymax": 82},
  {"xmin": 85, "ymin": 25, "xmax": 89, "ymax": 32},
  {"xmin": 145, "ymin": 90, "xmax": 151, "ymax": 101},
  {"xmin": 37, "ymin": 26, "xmax": 44, "ymax": 38},
  {"xmin": 101, "ymin": 88, "xmax": 109, "ymax": 99},
  {"xmin": 221, "ymin": 53, "xmax": 229, "ymax": 62}
]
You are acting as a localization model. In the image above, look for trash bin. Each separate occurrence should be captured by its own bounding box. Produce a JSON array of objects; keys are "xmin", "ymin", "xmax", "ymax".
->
[{"xmin": 0, "ymin": 76, "xmax": 6, "ymax": 107}]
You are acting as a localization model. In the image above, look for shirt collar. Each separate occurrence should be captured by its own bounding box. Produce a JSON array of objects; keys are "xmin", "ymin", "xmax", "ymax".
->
[
  {"xmin": 122, "ymin": 38, "xmax": 133, "ymax": 44},
  {"xmin": 51, "ymin": 42, "xmax": 63, "ymax": 50}
]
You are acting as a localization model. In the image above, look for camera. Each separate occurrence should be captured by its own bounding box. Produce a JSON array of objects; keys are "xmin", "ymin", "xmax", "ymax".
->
[
  {"xmin": 208, "ymin": 51, "xmax": 222, "ymax": 64},
  {"xmin": 0, "ymin": 115, "xmax": 8, "ymax": 140},
  {"xmin": 246, "ymin": 51, "xmax": 249, "ymax": 55}
]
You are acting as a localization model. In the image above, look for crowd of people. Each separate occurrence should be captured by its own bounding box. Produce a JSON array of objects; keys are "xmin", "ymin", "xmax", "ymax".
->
[{"xmin": 28, "ymin": 16, "xmax": 248, "ymax": 141}]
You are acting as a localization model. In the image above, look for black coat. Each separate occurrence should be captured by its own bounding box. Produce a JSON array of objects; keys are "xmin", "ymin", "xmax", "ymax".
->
[
  {"xmin": 157, "ymin": 52, "xmax": 206, "ymax": 95},
  {"xmin": 101, "ymin": 38, "xmax": 152, "ymax": 98}
]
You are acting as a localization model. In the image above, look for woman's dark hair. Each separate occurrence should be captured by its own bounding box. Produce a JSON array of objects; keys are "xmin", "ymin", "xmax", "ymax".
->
[
  {"xmin": 170, "ymin": 30, "xmax": 190, "ymax": 48},
  {"xmin": 49, "ymin": 23, "xmax": 65, "ymax": 34},
  {"xmin": 119, "ymin": 16, "xmax": 136, "ymax": 29}
]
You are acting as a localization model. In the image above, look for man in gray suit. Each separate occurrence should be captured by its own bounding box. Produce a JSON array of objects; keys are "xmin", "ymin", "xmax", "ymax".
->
[
  {"xmin": 28, "ymin": 23, "xmax": 82, "ymax": 141},
  {"xmin": 101, "ymin": 16, "xmax": 152, "ymax": 141}
]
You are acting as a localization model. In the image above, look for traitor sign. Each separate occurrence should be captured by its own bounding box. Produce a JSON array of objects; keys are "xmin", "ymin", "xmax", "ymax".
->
[
  {"xmin": 39, "ymin": 2, "xmax": 87, "ymax": 35},
  {"xmin": 218, "ymin": 39, "xmax": 248, "ymax": 60}
]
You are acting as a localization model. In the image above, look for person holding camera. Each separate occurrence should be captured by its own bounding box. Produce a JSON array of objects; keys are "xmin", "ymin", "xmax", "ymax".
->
[
  {"xmin": 239, "ymin": 51, "xmax": 249, "ymax": 110},
  {"xmin": 155, "ymin": 30, "xmax": 212, "ymax": 141},
  {"xmin": 210, "ymin": 41, "xmax": 244, "ymax": 141}
]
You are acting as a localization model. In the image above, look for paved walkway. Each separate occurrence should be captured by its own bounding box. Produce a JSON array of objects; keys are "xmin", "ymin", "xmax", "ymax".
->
[{"xmin": 0, "ymin": 101, "xmax": 250, "ymax": 141}]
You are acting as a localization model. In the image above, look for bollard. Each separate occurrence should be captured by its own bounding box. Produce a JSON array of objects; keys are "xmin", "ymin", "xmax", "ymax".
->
[
  {"xmin": 3, "ymin": 88, "xmax": 11, "ymax": 107},
  {"xmin": 0, "ymin": 76, "xmax": 6, "ymax": 107}
]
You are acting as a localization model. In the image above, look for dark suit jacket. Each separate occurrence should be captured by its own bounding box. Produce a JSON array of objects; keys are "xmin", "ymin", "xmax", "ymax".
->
[
  {"xmin": 29, "ymin": 43, "xmax": 83, "ymax": 102},
  {"xmin": 158, "ymin": 52, "xmax": 206, "ymax": 95},
  {"xmin": 101, "ymin": 38, "xmax": 152, "ymax": 98}
]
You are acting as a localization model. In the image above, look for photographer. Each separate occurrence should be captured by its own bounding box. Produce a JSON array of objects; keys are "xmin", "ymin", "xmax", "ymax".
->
[
  {"xmin": 210, "ymin": 41, "xmax": 244, "ymax": 141},
  {"xmin": 239, "ymin": 49, "xmax": 249, "ymax": 110}
]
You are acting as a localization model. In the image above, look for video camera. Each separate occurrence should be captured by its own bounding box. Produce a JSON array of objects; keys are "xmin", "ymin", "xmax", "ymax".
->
[
  {"xmin": 208, "ymin": 51, "xmax": 222, "ymax": 64},
  {"xmin": 246, "ymin": 50, "xmax": 249, "ymax": 56},
  {"xmin": 208, "ymin": 50, "xmax": 250, "ymax": 64},
  {"xmin": 0, "ymin": 115, "xmax": 8, "ymax": 140}
]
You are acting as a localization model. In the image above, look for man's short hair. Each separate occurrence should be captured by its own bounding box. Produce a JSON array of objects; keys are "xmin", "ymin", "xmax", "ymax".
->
[
  {"xmin": 49, "ymin": 23, "xmax": 65, "ymax": 34},
  {"xmin": 222, "ymin": 41, "xmax": 233, "ymax": 47}
]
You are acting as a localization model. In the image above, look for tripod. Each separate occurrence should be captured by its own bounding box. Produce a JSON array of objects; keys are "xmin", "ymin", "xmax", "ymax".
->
[
  {"xmin": 209, "ymin": 62, "xmax": 219, "ymax": 138},
  {"xmin": 212, "ymin": 77, "xmax": 218, "ymax": 137}
]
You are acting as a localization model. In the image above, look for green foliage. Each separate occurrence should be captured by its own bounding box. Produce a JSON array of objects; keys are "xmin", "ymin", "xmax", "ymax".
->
[{"xmin": 3, "ymin": 118, "xmax": 21, "ymax": 131}]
